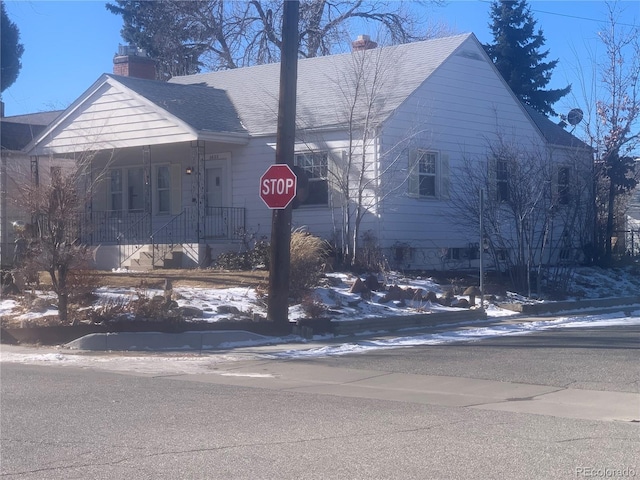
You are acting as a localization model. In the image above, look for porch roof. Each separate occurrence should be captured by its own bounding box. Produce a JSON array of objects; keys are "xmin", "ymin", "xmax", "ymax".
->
[{"xmin": 26, "ymin": 75, "xmax": 249, "ymax": 155}]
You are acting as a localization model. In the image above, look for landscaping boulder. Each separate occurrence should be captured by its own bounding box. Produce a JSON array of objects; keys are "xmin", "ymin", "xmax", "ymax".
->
[
  {"xmin": 364, "ymin": 274, "xmax": 382, "ymax": 291},
  {"xmin": 217, "ymin": 305, "xmax": 241, "ymax": 315},
  {"xmin": 350, "ymin": 277, "xmax": 367, "ymax": 294},
  {"xmin": 178, "ymin": 306, "xmax": 204, "ymax": 318}
]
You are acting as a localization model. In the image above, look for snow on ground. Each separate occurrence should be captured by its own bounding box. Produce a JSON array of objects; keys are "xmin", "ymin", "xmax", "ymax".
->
[
  {"xmin": 1, "ymin": 266, "xmax": 639, "ymax": 372},
  {"xmin": 2, "ymin": 266, "xmax": 639, "ymax": 325},
  {"xmin": 0, "ymin": 272, "xmax": 471, "ymax": 324}
]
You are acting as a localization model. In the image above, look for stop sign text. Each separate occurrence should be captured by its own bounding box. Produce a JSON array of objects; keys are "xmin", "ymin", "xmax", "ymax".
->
[{"xmin": 259, "ymin": 164, "xmax": 298, "ymax": 209}]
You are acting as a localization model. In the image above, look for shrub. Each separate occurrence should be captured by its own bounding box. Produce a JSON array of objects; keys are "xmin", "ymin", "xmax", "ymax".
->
[
  {"xmin": 214, "ymin": 236, "xmax": 270, "ymax": 270},
  {"xmin": 300, "ymin": 293, "xmax": 328, "ymax": 318},
  {"xmin": 289, "ymin": 229, "xmax": 329, "ymax": 300}
]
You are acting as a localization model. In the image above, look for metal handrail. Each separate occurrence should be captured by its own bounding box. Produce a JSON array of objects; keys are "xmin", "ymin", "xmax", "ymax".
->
[
  {"xmin": 117, "ymin": 212, "xmax": 151, "ymax": 267},
  {"xmin": 150, "ymin": 210, "xmax": 187, "ymax": 268}
]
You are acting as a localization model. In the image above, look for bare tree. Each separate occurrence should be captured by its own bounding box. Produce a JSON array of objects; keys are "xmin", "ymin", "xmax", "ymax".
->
[
  {"xmin": 10, "ymin": 152, "xmax": 109, "ymax": 322},
  {"xmin": 577, "ymin": 2, "xmax": 639, "ymax": 263},
  {"xmin": 450, "ymin": 134, "xmax": 593, "ymax": 296},
  {"xmin": 294, "ymin": 45, "xmax": 427, "ymax": 267},
  {"xmin": 108, "ymin": 0, "xmax": 444, "ymax": 74}
]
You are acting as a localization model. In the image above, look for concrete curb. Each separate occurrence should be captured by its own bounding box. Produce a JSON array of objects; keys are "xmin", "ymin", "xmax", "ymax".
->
[
  {"xmin": 498, "ymin": 296, "xmax": 640, "ymax": 315},
  {"xmin": 65, "ymin": 330, "xmax": 276, "ymax": 352},
  {"xmin": 331, "ymin": 309, "xmax": 486, "ymax": 336}
]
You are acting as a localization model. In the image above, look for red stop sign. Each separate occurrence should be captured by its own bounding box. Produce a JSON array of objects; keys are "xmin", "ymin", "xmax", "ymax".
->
[{"xmin": 259, "ymin": 164, "xmax": 298, "ymax": 209}]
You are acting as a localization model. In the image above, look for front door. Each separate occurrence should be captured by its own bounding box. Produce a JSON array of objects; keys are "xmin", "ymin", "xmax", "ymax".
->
[
  {"xmin": 204, "ymin": 163, "xmax": 228, "ymax": 238},
  {"xmin": 205, "ymin": 167, "xmax": 223, "ymax": 208}
]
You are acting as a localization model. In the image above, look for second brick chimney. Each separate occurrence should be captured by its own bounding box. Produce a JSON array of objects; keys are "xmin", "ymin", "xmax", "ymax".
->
[
  {"xmin": 113, "ymin": 45, "xmax": 156, "ymax": 80},
  {"xmin": 351, "ymin": 34, "xmax": 378, "ymax": 52}
]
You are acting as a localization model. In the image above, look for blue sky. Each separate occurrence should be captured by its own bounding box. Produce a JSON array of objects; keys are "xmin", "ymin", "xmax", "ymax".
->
[{"xmin": 2, "ymin": 0, "xmax": 639, "ymax": 119}]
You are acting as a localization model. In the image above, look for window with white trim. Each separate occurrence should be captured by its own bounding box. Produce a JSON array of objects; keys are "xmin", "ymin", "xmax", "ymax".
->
[
  {"xmin": 294, "ymin": 152, "xmax": 328, "ymax": 206},
  {"xmin": 156, "ymin": 165, "xmax": 171, "ymax": 214},
  {"xmin": 557, "ymin": 166, "xmax": 570, "ymax": 205},
  {"xmin": 108, "ymin": 167, "xmax": 146, "ymax": 213},
  {"xmin": 110, "ymin": 169, "xmax": 123, "ymax": 211},
  {"xmin": 496, "ymin": 159, "xmax": 510, "ymax": 203},
  {"xmin": 408, "ymin": 149, "xmax": 449, "ymax": 199},
  {"xmin": 418, "ymin": 151, "xmax": 437, "ymax": 197}
]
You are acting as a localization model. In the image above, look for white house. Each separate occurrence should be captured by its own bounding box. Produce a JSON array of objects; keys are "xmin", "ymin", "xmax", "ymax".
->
[{"xmin": 24, "ymin": 33, "xmax": 592, "ymax": 271}]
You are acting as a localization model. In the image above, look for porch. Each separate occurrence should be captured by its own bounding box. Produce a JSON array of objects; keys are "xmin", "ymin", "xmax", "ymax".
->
[{"xmin": 70, "ymin": 206, "xmax": 245, "ymax": 269}]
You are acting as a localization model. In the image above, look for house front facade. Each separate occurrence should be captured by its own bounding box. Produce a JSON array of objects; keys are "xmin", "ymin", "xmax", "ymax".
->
[{"xmin": 23, "ymin": 33, "xmax": 593, "ymax": 271}]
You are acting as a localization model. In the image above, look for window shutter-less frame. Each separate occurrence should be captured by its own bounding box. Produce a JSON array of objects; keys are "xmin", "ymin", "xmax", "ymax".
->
[
  {"xmin": 408, "ymin": 149, "xmax": 419, "ymax": 197},
  {"xmin": 440, "ymin": 153, "xmax": 450, "ymax": 199},
  {"xmin": 94, "ymin": 174, "xmax": 108, "ymax": 212},
  {"xmin": 487, "ymin": 157, "xmax": 498, "ymax": 202},
  {"xmin": 170, "ymin": 164, "xmax": 182, "ymax": 215}
]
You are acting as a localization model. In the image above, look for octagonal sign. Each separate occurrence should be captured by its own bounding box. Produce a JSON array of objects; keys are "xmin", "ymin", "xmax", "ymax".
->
[{"xmin": 259, "ymin": 164, "xmax": 298, "ymax": 209}]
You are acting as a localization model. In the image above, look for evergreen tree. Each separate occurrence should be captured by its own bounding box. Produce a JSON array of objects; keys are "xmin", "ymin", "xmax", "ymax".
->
[
  {"xmin": 1, "ymin": 1, "xmax": 25, "ymax": 93},
  {"xmin": 484, "ymin": 0, "xmax": 570, "ymax": 116}
]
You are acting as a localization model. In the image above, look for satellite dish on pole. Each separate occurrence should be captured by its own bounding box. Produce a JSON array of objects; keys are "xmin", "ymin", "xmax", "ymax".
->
[{"xmin": 567, "ymin": 108, "xmax": 583, "ymax": 126}]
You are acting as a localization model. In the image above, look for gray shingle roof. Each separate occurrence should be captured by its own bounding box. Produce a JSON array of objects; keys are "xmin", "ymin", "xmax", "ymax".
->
[
  {"xmin": 2, "ymin": 110, "xmax": 63, "ymax": 126},
  {"xmin": 1, "ymin": 121, "xmax": 47, "ymax": 151},
  {"xmin": 109, "ymin": 74, "xmax": 247, "ymax": 134},
  {"xmin": 1, "ymin": 111, "xmax": 63, "ymax": 151},
  {"xmin": 523, "ymin": 104, "xmax": 591, "ymax": 150},
  {"xmin": 169, "ymin": 34, "xmax": 473, "ymax": 135}
]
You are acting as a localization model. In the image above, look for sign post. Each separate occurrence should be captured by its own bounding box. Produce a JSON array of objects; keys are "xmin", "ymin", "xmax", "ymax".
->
[{"xmin": 267, "ymin": 0, "xmax": 299, "ymax": 331}]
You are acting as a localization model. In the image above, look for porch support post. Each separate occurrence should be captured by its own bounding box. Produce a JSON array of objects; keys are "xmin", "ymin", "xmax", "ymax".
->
[
  {"xmin": 190, "ymin": 140, "xmax": 205, "ymax": 244},
  {"xmin": 142, "ymin": 145, "xmax": 151, "ymax": 236},
  {"xmin": 30, "ymin": 155, "xmax": 39, "ymax": 186},
  {"xmin": 30, "ymin": 156, "xmax": 39, "ymax": 232},
  {"xmin": 0, "ymin": 153, "xmax": 7, "ymax": 268}
]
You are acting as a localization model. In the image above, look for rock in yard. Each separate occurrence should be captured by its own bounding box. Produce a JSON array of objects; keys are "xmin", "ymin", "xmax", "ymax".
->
[
  {"xmin": 364, "ymin": 274, "xmax": 382, "ymax": 291},
  {"xmin": 178, "ymin": 306, "xmax": 204, "ymax": 318},
  {"xmin": 350, "ymin": 277, "xmax": 367, "ymax": 293},
  {"xmin": 217, "ymin": 305, "xmax": 241, "ymax": 315}
]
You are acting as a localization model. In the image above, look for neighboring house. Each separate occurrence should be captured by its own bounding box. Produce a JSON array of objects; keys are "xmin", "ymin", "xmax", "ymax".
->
[
  {"xmin": 625, "ymin": 159, "xmax": 640, "ymax": 257},
  {"xmin": 24, "ymin": 33, "xmax": 592, "ymax": 271},
  {"xmin": 0, "ymin": 108, "xmax": 64, "ymax": 268}
]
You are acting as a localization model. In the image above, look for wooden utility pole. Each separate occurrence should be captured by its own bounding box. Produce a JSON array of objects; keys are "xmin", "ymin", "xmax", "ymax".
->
[{"xmin": 267, "ymin": 0, "xmax": 299, "ymax": 329}]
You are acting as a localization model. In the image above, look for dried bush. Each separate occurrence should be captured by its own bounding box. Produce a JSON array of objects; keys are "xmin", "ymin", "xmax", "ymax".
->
[
  {"xmin": 355, "ymin": 230, "xmax": 388, "ymax": 272},
  {"xmin": 128, "ymin": 287, "xmax": 180, "ymax": 321},
  {"xmin": 300, "ymin": 293, "xmax": 328, "ymax": 318},
  {"xmin": 68, "ymin": 269, "xmax": 101, "ymax": 306},
  {"xmin": 214, "ymin": 237, "xmax": 270, "ymax": 270},
  {"xmin": 289, "ymin": 230, "xmax": 330, "ymax": 300}
]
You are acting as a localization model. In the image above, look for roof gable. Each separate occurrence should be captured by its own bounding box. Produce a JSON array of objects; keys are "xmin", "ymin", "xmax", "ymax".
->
[
  {"xmin": 169, "ymin": 34, "xmax": 473, "ymax": 135},
  {"xmin": 27, "ymin": 75, "xmax": 248, "ymax": 155},
  {"xmin": 109, "ymin": 74, "xmax": 246, "ymax": 134}
]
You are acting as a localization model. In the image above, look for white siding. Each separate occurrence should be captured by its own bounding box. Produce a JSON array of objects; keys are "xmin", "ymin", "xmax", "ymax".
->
[
  {"xmin": 376, "ymin": 40, "xmax": 547, "ymax": 269},
  {"xmin": 32, "ymin": 82, "xmax": 196, "ymax": 155}
]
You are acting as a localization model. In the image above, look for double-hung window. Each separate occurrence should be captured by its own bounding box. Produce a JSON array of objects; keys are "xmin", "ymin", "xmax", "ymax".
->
[
  {"xmin": 294, "ymin": 152, "xmax": 329, "ymax": 206},
  {"xmin": 496, "ymin": 159, "xmax": 510, "ymax": 203},
  {"xmin": 109, "ymin": 167, "xmax": 146, "ymax": 213},
  {"xmin": 110, "ymin": 170, "xmax": 123, "ymax": 212},
  {"xmin": 418, "ymin": 151, "xmax": 437, "ymax": 197},
  {"xmin": 156, "ymin": 165, "xmax": 171, "ymax": 214},
  {"xmin": 409, "ymin": 149, "xmax": 449, "ymax": 199},
  {"xmin": 557, "ymin": 166, "xmax": 571, "ymax": 205}
]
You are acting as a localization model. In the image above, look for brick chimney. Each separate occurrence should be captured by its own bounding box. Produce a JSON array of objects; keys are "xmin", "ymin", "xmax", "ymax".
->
[
  {"xmin": 113, "ymin": 45, "xmax": 156, "ymax": 80},
  {"xmin": 352, "ymin": 34, "xmax": 378, "ymax": 52}
]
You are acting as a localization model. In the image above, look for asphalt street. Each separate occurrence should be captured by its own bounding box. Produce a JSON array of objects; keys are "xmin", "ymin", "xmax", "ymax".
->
[{"xmin": 1, "ymin": 324, "xmax": 639, "ymax": 479}]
